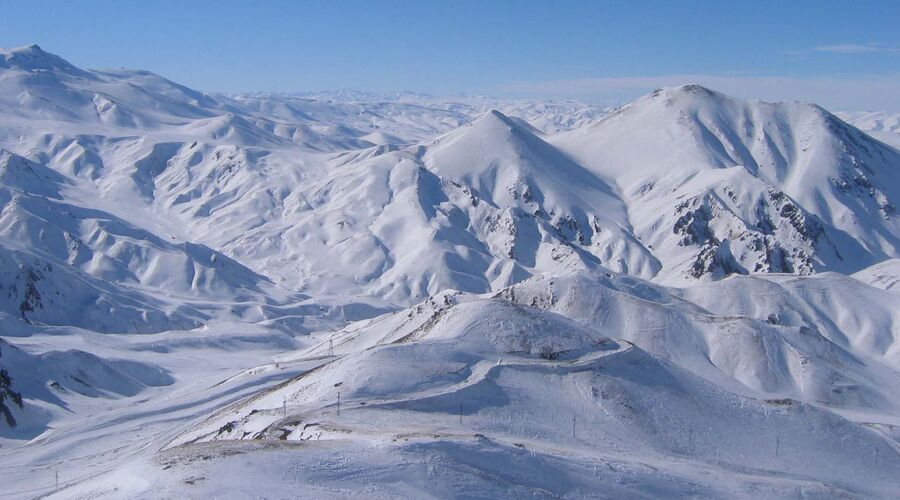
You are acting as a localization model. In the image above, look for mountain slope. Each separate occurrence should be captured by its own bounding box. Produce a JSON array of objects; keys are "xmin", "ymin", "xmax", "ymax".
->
[
  {"xmin": 852, "ymin": 258, "xmax": 900, "ymax": 291},
  {"xmin": 498, "ymin": 270, "xmax": 900, "ymax": 417},
  {"xmin": 5, "ymin": 48, "xmax": 899, "ymax": 293},
  {"xmin": 555, "ymin": 85, "xmax": 900, "ymax": 283},
  {"xmin": 160, "ymin": 291, "xmax": 900, "ymax": 498}
]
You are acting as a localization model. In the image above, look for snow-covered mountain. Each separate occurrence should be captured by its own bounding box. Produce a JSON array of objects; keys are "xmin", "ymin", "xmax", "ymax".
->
[
  {"xmin": 556, "ymin": 85, "xmax": 900, "ymax": 283},
  {"xmin": 4, "ymin": 46, "xmax": 897, "ymax": 299},
  {"xmin": 1, "ymin": 45, "xmax": 899, "ymax": 498},
  {"xmin": 162, "ymin": 287, "xmax": 900, "ymax": 498}
]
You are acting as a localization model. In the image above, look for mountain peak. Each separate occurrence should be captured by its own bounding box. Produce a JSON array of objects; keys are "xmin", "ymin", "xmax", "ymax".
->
[
  {"xmin": 622, "ymin": 84, "xmax": 831, "ymax": 124},
  {"xmin": 487, "ymin": 108, "xmax": 508, "ymax": 119},
  {"xmin": 4, "ymin": 43, "xmax": 45, "ymax": 55},
  {"xmin": 469, "ymin": 109, "xmax": 544, "ymax": 137},
  {"xmin": 672, "ymin": 83, "xmax": 717, "ymax": 95},
  {"xmin": 641, "ymin": 84, "xmax": 730, "ymax": 105},
  {"xmin": 424, "ymin": 106, "xmax": 625, "ymax": 222},
  {"xmin": 642, "ymin": 84, "xmax": 829, "ymax": 116},
  {"xmin": 0, "ymin": 43, "xmax": 90, "ymax": 77},
  {"xmin": 475, "ymin": 108, "xmax": 516, "ymax": 126}
]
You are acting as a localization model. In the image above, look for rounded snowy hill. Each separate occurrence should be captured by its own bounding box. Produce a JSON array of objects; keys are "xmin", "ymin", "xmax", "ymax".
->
[{"xmin": 158, "ymin": 286, "xmax": 900, "ymax": 498}]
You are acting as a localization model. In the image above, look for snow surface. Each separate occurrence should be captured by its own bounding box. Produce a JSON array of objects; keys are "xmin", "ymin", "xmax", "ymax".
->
[
  {"xmin": 0, "ymin": 45, "xmax": 899, "ymax": 498},
  {"xmin": 839, "ymin": 111, "xmax": 900, "ymax": 150}
]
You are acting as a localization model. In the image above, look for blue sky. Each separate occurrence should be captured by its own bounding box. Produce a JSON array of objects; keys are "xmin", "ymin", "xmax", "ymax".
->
[{"xmin": 2, "ymin": 0, "xmax": 899, "ymax": 109}]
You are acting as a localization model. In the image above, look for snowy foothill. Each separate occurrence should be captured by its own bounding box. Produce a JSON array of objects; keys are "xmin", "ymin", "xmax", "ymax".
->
[{"xmin": 0, "ymin": 44, "xmax": 899, "ymax": 498}]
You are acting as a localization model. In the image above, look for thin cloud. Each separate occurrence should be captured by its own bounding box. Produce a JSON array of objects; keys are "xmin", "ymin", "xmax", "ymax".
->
[
  {"xmin": 496, "ymin": 74, "xmax": 900, "ymax": 111},
  {"xmin": 813, "ymin": 43, "xmax": 900, "ymax": 54}
]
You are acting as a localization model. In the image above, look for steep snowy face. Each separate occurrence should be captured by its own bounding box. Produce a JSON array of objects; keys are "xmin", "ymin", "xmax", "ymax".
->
[
  {"xmin": 628, "ymin": 166, "xmax": 856, "ymax": 282},
  {"xmin": 555, "ymin": 85, "xmax": 900, "ymax": 282},
  {"xmin": 424, "ymin": 110, "xmax": 622, "ymax": 216},
  {"xmin": 422, "ymin": 110, "xmax": 658, "ymax": 276}
]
